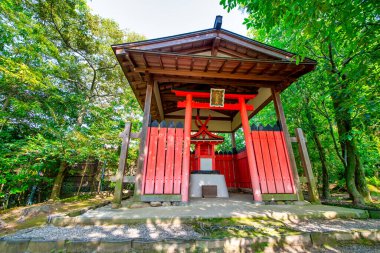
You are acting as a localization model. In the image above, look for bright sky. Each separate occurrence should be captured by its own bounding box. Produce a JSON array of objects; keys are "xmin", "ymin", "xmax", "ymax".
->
[{"xmin": 87, "ymin": 0, "xmax": 248, "ymax": 39}]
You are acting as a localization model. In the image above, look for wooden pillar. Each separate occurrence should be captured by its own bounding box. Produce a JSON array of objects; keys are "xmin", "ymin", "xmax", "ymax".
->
[
  {"xmin": 134, "ymin": 81, "xmax": 153, "ymax": 200},
  {"xmin": 231, "ymin": 132, "xmax": 237, "ymax": 153},
  {"xmin": 295, "ymin": 128, "xmax": 320, "ymax": 203},
  {"xmin": 272, "ymin": 89, "xmax": 304, "ymax": 201},
  {"xmin": 239, "ymin": 97, "xmax": 262, "ymax": 202},
  {"xmin": 230, "ymin": 131, "xmax": 237, "ymax": 188},
  {"xmin": 112, "ymin": 122, "xmax": 132, "ymax": 208},
  {"xmin": 181, "ymin": 94, "xmax": 192, "ymax": 202}
]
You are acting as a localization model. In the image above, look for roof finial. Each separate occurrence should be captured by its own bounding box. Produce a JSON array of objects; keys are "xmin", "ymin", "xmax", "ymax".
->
[{"xmin": 214, "ymin": 15, "xmax": 223, "ymax": 30}]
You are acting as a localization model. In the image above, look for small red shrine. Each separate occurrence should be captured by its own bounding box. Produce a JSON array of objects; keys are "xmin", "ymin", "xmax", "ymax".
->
[
  {"xmin": 191, "ymin": 114, "xmax": 224, "ymax": 171},
  {"xmin": 112, "ymin": 16, "xmax": 318, "ymax": 204}
]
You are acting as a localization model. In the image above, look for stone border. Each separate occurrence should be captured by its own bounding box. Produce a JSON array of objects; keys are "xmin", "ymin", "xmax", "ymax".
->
[
  {"xmin": 1, "ymin": 230, "xmax": 378, "ymax": 253},
  {"xmin": 50, "ymin": 208, "xmax": 369, "ymax": 226}
]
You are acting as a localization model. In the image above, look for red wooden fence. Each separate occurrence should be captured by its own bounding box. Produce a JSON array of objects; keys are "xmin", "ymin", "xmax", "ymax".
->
[
  {"xmin": 143, "ymin": 121, "xmax": 295, "ymax": 198},
  {"xmin": 251, "ymin": 125, "xmax": 295, "ymax": 194},
  {"xmin": 190, "ymin": 125, "xmax": 295, "ymax": 194},
  {"xmin": 142, "ymin": 121, "xmax": 184, "ymax": 195}
]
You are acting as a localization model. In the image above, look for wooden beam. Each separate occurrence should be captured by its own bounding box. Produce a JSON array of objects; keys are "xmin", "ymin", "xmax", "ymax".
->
[
  {"xmin": 204, "ymin": 60, "xmax": 211, "ymax": 72},
  {"xmin": 177, "ymin": 101, "xmax": 254, "ymax": 111},
  {"xmin": 123, "ymin": 49, "xmax": 314, "ymax": 65},
  {"xmin": 245, "ymin": 62, "xmax": 258, "ymax": 74},
  {"xmin": 287, "ymin": 65, "xmax": 306, "ymax": 77},
  {"xmin": 295, "ymin": 128, "xmax": 320, "ymax": 203},
  {"xmin": 141, "ymin": 53, "xmax": 149, "ymax": 68},
  {"xmin": 257, "ymin": 64, "xmax": 274, "ymax": 75},
  {"xmin": 153, "ymin": 81, "xmax": 164, "ymax": 121},
  {"xmin": 218, "ymin": 60, "xmax": 227, "ymax": 73},
  {"xmin": 125, "ymin": 53, "xmax": 137, "ymax": 68},
  {"xmin": 190, "ymin": 58, "xmax": 194, "ymax": 71},
  {"xmin": 272, "ymin": 89, "xmax": 303, "ymax": 201},
  {"xmin": 158, "ymin": 55, "xmax": 164, "ymax": 69},
  {"xmin": 211, "ymin": 37, "xmax": 221, "ymax": 56},
  {"xmin": 231, "ymin": 132, "xmax": 237, "ymax": 152},
  {"xmin": 178, "ymin": 46, "xmax": 212, "ymax": 55},
  {"xmin": 173, "ymin": 90, "xmax": 257, "ymax": 99},
  {"xmin": 219, "ymin": 32, "xmax": 291, "ymax": 60},
  {"xmin": 231, "ymin": 61, "xmax": 243, "ymax": 74},
  {"xmin": 126, "ymin": 32, "xmax": 217, "ymax": 51},
  {"xmin": 218, "ymin": 47, "xmax": 249, "ymax": 58},
  {"xmin": 134, "ymin": 81, "xmax": 153, "ymax": 200},
  {"xmin": 164, "ymin": 115, "xmax": 232, "ymax": 121},
  {"xmin": 153, "ymin": 75, "xmax": 278, "ymax": 88},
  {"xmin": 112, "ymin": 122, "xmax": 132, "ymax": 208},
  {"xmin": 135, "ymin": 67, "xmax": 285, "ymax": 81}
]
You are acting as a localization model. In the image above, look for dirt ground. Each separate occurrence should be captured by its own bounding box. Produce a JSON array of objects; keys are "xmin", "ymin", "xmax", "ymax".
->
[{"xmin": 0, "ymin": 195, "xmax": 112, "ymax": 237}]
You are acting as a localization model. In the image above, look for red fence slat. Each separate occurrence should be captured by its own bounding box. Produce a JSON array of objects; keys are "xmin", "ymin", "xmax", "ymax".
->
[
  {"xmin": 154, "ymin": 127, "xmax": 167, "ymax": 194},
  {"xmin": 173, "ymin": 128, "xmax": 184, "ymax": 194},
  {"xmin": 164, "ymin": 128, "xmax": 175, "ymax": 194},
  {"xmin": 251, "ymin": 131, "xmax": 268, "ymax": 193},
  {"xmin": 276, "ymin": 131, "xmax": 295, "ymax": 193},
  {"xmin": 144, "ymin": 127, "xmax": 159, "ymax": 194},
  {"xmin": 266, "ymin": 131, "xmax": 285, "ymax": 193},
  {"xmin": 258, "ymin": 131, "xmax": 277, "ymax": 193},
  {"xmin": 141, "ymin": 127, "xmax": 151, "ymax": 194}
]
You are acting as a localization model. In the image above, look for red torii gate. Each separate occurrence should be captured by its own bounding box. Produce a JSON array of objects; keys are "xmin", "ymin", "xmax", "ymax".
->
[{"xmin": 173, "ymin": 90, "xmax": 263, "ymax": 202}]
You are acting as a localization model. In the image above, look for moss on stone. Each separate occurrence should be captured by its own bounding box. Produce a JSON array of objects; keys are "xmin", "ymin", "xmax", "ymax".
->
[{"xmin": 190, "ymin": 217, "xmax": 298, "ymax": 239}]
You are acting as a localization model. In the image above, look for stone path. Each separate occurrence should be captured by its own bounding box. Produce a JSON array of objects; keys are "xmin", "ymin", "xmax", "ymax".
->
[
  {"xmin": 2, "ymin": 224, "xmax": 201, "ymax": 241},
  {"xmin": 2, "ymin": 218, "xmax": 379, "ymax": 242},
  {"xmin": 51, "ymin": 194, "xmax": 368, "ymax": 226},
  {"xmin": 285, "ymin": 219, "xmax": 380, "ymax": 232}
]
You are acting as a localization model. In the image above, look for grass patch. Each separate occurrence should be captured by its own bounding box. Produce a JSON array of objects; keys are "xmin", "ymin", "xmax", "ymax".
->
[
  {"xmin": 57, "ymin": 194, "xmax": 94, "ymax": 203},
  {"xmin": 191, "ymin": 217, "xmax": 298, "ymax": 239},
  {"xmin": 0, "ymin": 195, "xmax": 112, "ymax": 237}
]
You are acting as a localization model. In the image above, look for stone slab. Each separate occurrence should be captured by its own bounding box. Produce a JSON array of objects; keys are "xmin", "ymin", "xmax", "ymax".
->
[
  {"xmin": 97, "ymin": 239, "xmax": 132, "ymax": 253},
  {"xmin": 51, "ymin": 194, "xmax": 368, "ymax": 226},
  {"xmin": 65, "ymin": 240, "xmax": 100, "ymax": 253},
  {"xmin": 27, "ymin": 239, "xmax": 66, "ymax": 253},
  {"xmin": 0, "ymin": 238, "xmax": 30, "ymax": 253},
  {"xmin": 1, "ymin": 230, "xmax": 379, "ymax": 253}
]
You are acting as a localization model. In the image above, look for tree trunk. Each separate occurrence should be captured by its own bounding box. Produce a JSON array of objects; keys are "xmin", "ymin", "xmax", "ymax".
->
[
  {"xmin": 354, "ymin": 153, "xmax": 372, "ymax": 202},
  {"xmin": 313, "ymin": 133, "xmax": 330, "ymax": 200},
  {"xmin": 332, "ymin": 96, "xmax": 365, "ymax": 205},
  {"xmin": 76, "ymin": 159, "xmax": 89, "ymax": 195},
  {"xmin": 344, "ymin": 141, "xmax": 365, "ymax": 205},
  {"xmin": 50, "ymin": 161, "xmax": 67, "ymax": 200},
  {"xmin": 304, "ymin": 97, "xmax": 330, "ymax": 199}
]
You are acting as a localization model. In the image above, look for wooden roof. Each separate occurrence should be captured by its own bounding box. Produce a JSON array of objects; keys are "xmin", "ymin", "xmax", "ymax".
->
[{"xmin": 112, "ymin": 19, "xmax": 316, "ymax": 128}]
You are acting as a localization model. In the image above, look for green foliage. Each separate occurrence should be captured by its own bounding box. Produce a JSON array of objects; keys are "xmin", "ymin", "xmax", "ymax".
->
[
  {"xmin": 0, "ymin": 0, "xmax": 144, "ymax": 207},
  {"xmin": 367, "ymin": 177, "xmax": 380, "ymax": 188},
  {"xmin": 221, "ymin": 0, "xmax": 379, "ymax": 203}
]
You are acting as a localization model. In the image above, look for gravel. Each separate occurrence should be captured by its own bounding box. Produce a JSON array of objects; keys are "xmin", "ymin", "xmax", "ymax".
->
[
  {"xmin": 284, "ymin": 219, "xmax": 380, "ymax": 232},
  {"xmin": 2, "ymin": 218, "xmax": 379, "ymax": 242},
  {"xmin": 2, "ymin": 224, "xmax": 201, "ymax": 241}
]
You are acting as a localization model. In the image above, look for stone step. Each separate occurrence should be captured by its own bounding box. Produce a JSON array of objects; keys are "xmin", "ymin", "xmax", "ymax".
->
[{"xmin": 1, "ymin": 230, "xmax": 379, "ymax": 253}]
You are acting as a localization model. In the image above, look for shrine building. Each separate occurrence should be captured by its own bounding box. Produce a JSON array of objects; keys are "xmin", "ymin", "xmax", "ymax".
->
[{"xmin": 111, "ymin": 16, "xmax": 317, "ymax": 204}]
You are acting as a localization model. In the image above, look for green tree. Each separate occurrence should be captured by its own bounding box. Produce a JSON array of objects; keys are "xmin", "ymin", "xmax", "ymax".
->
[
  {"xmin": 221, "ymin": 0, "xmax": 379, "ymax": 205},
  {"xmin": 0, "ymin": 0, "xmax": 144, "ymax": 205}
]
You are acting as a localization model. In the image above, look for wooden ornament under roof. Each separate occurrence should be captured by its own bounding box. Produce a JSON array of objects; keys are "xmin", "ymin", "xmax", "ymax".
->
[{"xmin": 191, "ymin": 114, "xmax": 224, "ymax": 144}]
